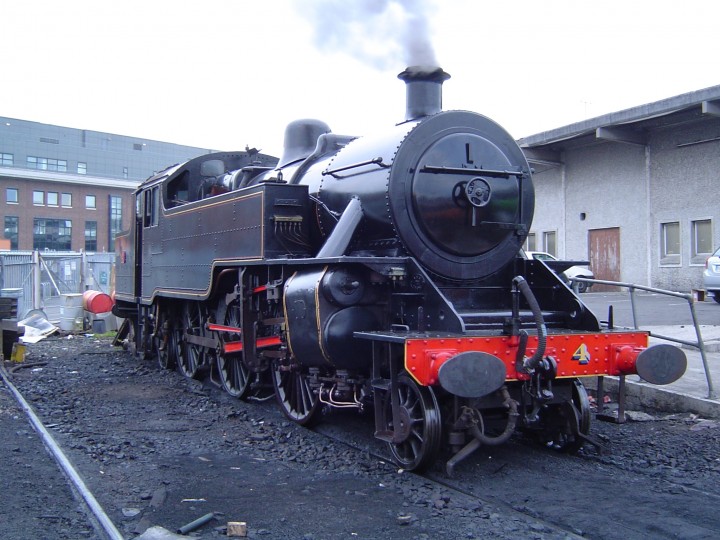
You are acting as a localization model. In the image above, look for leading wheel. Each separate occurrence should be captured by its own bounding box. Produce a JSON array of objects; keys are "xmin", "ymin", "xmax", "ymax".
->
[
  {"xmin": 272, "ymin": 362, "xmax": 321, "ymax": 426},
  {"xmin": 384, "ymin": 373, "xmax": 442, "ymax": 471},
  {"xmin": 216, "ymin": 299, "xmax": 251, "ymax": 398},
  {"xmin": 542, "ymin": 379, "xmax": 591, "ymax": 454}
]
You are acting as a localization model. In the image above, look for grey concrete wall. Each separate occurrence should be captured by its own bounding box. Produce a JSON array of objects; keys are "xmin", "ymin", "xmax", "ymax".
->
[
  {"xmin": 563, "ymin": 142, "xmax": 648, "ymax": 284},
  {"xmin": 649, "ymin": 123, "xmax": 720, "ymax": 291},
  {"xmin": 528, "ymin": 165, "xmax": 564, "ymax": 254},
  {"xmin": 530, "ymin": 142, "xmax": 649, "ymax": 285}
]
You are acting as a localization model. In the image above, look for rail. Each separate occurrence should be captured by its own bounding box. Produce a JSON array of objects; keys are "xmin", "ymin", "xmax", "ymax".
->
[{"xmin": 571, "ymin": 277, "xmax": 716, "ymax": 399}]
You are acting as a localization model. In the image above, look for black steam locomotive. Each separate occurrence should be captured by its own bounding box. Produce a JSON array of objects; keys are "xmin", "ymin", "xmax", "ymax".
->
[{"xmin": 113, "ymin": 67, "xmax": 686, "ymax": 473}]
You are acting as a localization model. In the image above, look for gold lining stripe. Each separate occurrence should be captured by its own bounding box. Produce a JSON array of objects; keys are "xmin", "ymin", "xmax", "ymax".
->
[
  {"xmin": 163, "ymin": 190, "xmax": 263, "ymax": 217},
  {"xmin": 283, "ymin": 272, "xmax": 298, "ymax": 359},
  {"xmin": 404, "ymin": 341, "xmax": 423, "ymax": 386},
  {"xmin": 316, "ymin": 267, "xmax": 330, "ymax": 363}
]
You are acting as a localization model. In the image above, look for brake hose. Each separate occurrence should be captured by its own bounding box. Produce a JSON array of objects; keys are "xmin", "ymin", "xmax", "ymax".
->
[{"xmin": 512, "ymin": 276, "xmax": 547, "ymax": 371}]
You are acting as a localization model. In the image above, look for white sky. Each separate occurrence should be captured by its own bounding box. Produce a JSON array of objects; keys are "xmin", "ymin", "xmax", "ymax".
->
[{"xmin": 2, "ymin": 0, "xmax": 719, "ymax": 157}]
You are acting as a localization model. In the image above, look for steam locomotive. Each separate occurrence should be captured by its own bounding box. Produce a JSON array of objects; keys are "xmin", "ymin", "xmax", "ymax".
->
[{"xmin": 113, "ymin": 67, "xmax": 686, "ymax": 473}]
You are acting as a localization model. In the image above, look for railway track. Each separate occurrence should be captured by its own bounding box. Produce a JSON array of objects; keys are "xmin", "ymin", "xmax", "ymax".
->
[{"xmin": 1, "ymin": 361, "xmax": 119, "ymax": 540}]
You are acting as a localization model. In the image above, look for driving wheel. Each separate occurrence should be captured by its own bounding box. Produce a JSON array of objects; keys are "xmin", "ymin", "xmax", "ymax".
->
[
  {"xmin": 216, "ymin": 299, "xmax": 251, "ymax": 398},
  {"xmin": 177, "ymin": 302, "xmax": 203, "ymax": 379}
]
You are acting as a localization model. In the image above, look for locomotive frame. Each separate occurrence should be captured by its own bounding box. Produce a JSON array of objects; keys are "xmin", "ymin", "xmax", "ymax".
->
[{"xmin": 113, "ymin": 66, "xmax": 686, "ymax": 474}]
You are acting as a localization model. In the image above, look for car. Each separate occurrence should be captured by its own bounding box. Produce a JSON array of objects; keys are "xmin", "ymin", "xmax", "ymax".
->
[
  {"xmin": 524, "ymin": 251, "xmax": 595, "ymax": 293},
  {"xmin": 703, "ymin": 247, "xmax": 720, "ymax": 303}
]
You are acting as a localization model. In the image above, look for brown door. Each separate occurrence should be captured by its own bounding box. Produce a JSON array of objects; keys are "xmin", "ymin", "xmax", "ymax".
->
[{"xmin": 588, "ymin": 227, "xmax": 621, "ymax": 292}]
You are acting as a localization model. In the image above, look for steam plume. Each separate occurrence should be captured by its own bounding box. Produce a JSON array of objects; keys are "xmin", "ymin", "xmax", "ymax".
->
[{"xmin": 298, "ymin": 0, "xmax": 438, "ymax": 69}]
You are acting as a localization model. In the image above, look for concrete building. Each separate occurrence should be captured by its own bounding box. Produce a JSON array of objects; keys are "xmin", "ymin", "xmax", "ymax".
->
[
  {"xmin": 519, "ymin": 85, "xmax": 720, "ymax": 292},
  {"xmin": 0, "ymin": 117, "xmax": 216, "ymax": 252}
]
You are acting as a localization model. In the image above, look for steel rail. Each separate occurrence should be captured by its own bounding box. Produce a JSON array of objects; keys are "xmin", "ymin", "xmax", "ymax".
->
[{"xmin": 0, "ymin": 362, "xmax": 125, "ymax": 540}]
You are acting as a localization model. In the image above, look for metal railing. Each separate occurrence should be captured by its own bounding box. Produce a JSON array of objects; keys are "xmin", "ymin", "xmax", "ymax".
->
[{"xmin": 572, "ymin": 277, "xmax": 715, "ymax": 400}]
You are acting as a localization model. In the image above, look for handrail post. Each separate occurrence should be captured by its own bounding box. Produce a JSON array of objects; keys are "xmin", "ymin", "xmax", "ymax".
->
[
  {"xmin": 617, "ymin": 375, "xmax": 627, "ymax": 423},
  {"xmin": 628, "ymin": 286, "xmax": 639, "ymax": 329},
  {"xmin": 688, "ymin": 296, "xmax": 716, "ymax": 399},
  {"xmin": 32, "ymin": 250, "xmax": 42, "ymax": 311}
]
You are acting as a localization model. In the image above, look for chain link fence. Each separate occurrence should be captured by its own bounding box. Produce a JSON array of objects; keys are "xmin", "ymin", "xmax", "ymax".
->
[{"xmin": 0, "ymin": 251, "xmax": 116, "ymax": 325}]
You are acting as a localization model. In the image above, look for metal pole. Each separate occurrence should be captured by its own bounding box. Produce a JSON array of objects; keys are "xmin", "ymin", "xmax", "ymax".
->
[
  {"xmin": 81, "ymin": 250, "xmax": 87, "ymax": 294},
  {"xmin": 32, "ymin": 250, "xmax": 42, "ymax": 311},
  {"xmin": 177, "ymin": 512, "xmax": 217, "ymax": 535},
  {"xmin": 628, "ymin": 286, "xmax": 639, "ymax": 329},
  {"xmin": 617, "ymin": 375, "xmax": 627, "ymax": 423},
  {"xmin": 688, "ymin": 297, "xmax": 716, "ymax": 399}
]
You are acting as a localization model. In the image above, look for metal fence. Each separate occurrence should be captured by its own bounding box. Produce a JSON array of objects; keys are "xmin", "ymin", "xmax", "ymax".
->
[{"xmin": 0, "ymin": 251, "xmax": 115, "ymax": 324}]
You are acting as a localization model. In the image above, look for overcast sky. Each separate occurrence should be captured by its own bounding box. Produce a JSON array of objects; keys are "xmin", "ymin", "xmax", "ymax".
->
[{"xmin": 2, "ymin": 0, "xmax": 719, "ymax": 157}]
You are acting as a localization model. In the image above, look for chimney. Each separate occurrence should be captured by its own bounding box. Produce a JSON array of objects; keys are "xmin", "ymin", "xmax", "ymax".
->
[{"xmin": 397, "ymin": 66, "xmax": 451, "ymax": 121}]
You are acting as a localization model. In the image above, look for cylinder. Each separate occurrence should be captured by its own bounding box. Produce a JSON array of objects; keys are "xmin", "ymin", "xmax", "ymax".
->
[
  {"xmin": 397, "ymin": 66, "xmax": 450, "ymax": 121},
  {"xmin": 59, "ymin": 293, "xmax": 84, "ymax": 332},
  {"xmin": 83, "ymin": 290, "xmax": 114, "ymax": 314}
]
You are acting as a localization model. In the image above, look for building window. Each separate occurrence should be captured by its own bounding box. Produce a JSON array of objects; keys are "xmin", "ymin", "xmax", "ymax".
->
[
  {"xmin": 33, "ymin": 218, "xmax": 72, "ymax": 250},
  {"xmin": 27, "ymin": 156, "xmax": 67, "ymax": 172},
  {"xmin": 660, "ymin": 221, "xmax": 680, "ymax": 265},
  {"xmin": 123, "ymin": 167, "xmax": 128, "ymax": 179},
  {"xmin": 143, "ymin": 187, "xmax": 160, "ymax": 228},
  {"xmin": 61, "ymin": 193, "xmax": 72, "ymax": 207},
  {"xmin": 28, "ymin": 156, "xmax": 45, "ymax": 170},
  {"xmin": 691, "ymin": 219, "xmax": 712, "ymax": 265},
  {"xmin": 109, "ymin": 195, "xmax": 122, "ymax": 251},
  {"xmin": 78, "ymin": 162, "xmax": 87, "ymax": 175},
  {"xmin": 33, "ymin": 191, "xmax": 44, "ymax": 205},
  {"xmin": 543, "ymin": 231, "xmax": 557, "ymax": 257},
  {"xmin": 524, "ymin": 233, "xmax": 536, "ymax": 252},
  {"xmin": 47, "ymin": 192, "xmax": 59, "ymax": 206},
  {"xmin": 4, "ymin": 216, "xmax": 18, "ymax": 250},
  {"xmin": 85, "ymin": 221, "xmax": 97, "ymax": 252},
  {"xmin": 6, "ymin": 188, "xmax": 18, "ymax": 204},
  {"xmin": 1, "ymin": 153, "xmax": 12, "ymax": 166},
  {"xmin": 86, "ymin": 195, "xmax": 96, "ymax": 209}
]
